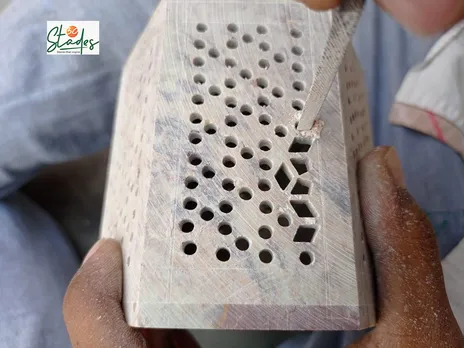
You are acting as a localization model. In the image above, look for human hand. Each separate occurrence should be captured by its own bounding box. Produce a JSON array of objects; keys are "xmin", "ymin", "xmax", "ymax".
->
[
  {"xmin": 349, "ymin": 146, "xmax": 464, "ymax": 347},
  {"xmin": 63, "ymin": 239, "xmax": 200, "ymax": 348},
  {"xmin": 300, "ymin": 0, "xmax": 464, "ymax": 35}
]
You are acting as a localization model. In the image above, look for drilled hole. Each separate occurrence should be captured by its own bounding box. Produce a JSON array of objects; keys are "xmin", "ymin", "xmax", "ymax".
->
[
  {"xmin": 200, "ymin": 207, "xmax": 214, "ymax": 221},
  {"xmin": 225, "ymin": 78, "xmax": 236, "ymax": 89},
  {"xmin": 289, "ymin": 137, "xmax": 311, "ymax": 153},
  {"xmin": 225, "ymin": 97, "xmax": 237, "ymax": 108},
  {"xmin": 227, "ymin": 23, "xmax": 238, "ymax": 33},
  {"xmin": 238, "ymin": 148, "xmax": 253, "ymax": 160},
  {"xmin": 259, "ymin": 201, "xmax": 273, "ymax": 214},
  {"xmin": 194, "ymin": 74, "xmax": 206, "ymax": 85},
  {"xmin": 291, "ymin": 178, "xmax": 311, "ymax": 194},
  {"xmin": 204, "ymin": 124, "xmax": 217, "ymax": 135},
  {"xmin": 290, "ymin": 28, "xmax": 302, "ymax": 38},
  {"xmin": 183, "ymin": 197, "xmax": 198, "ymax": 210},
  {"xmin": 225, "ymin": 115, "xmax": 237, "ymax": 127},
  {"xmin": 257, "ymin": 77, "xmax": 269, "ymax": 89},
  {"xmin": 192, "ymin": 94, "xmax": 204, "ymax": 105},
  {"xmin": 294, "ymin": 226, "xmax": 316, "ymax": 243},
  {"xmin": 259, "ymin": 114, "xmax": 271, "ymax": 125},
  {"xmin": 216, "ymin": 248, "xmax": 231, "ymax": 262},
  {"xmin": 292, "ymin": 99, "xmax": 304, "ymax": 111},
  {"xmin": 257, "ymin": 25, "xmax": 268, "ymax": 35},
  {"xmin": 185, "ymin": 177, "xmax": 199, "ymax": 189},
  {"xmin": 272, "ymin": 87, "xmax": 284, "ymax": 98},
  {"xmin": 240, "ymin": 69, "xmax": 252, "ymax": 80},
  {"xmin": 209, "ymin": 85, "xmax": 221, "ymax": 96},
  {"xmin": 225, "ymin": 136, "xmax": 238, "ymax": 148},
  {"xmin": 193, "ymin": 57, "xmax": 205, "ymax": 67},
  {"xmin": 239, "ymin": 188, "xmax": 253, "ymax": 200},
  {"xmin": 225, "ymin": 57, "xmax": 237, "ymax": 68},
  {"xmin": 219, "ymin": 201, "xmax": 233, "ymax": 214},
  {"xmin": 202, "ymin": 166, "xmax": 216, "ymax": 179},
  {"xmin": 275, "ymin": 125, "xmax": 288, "ymax": 137},
  {"xmin": 223, "ymin": 156, "xmax": 236, "ymax": 168},
  {"xmin": 258, "ymin": 59, "xmax": 270, "ymax": 69},
  {"xmin": 190, "ymin": 113, "xmax": 203, "ymax": 124},
  {"xmin": 240, "ymin": 104, "xmax": 253, "ymax": 116},
  {"xmin": 258, "ymin": 96, "xmax": 270, "ymax": 107},
  {"xmin": 274, "ymin": 53, "xmax": 285, "ymax": 63},
  {"xmin": 183, "ymin": 242, "xmax": 197, "ymax": 255},
  {"xmin": 227, "ymin": 39, "xmax": 238, "ymax": 49},
  {"xmin": 292, "ymin": 62, "xmax": 304, "ymax": 73},
  {"xmin": 242, "ymin": 34, "xmax": 254, "ymax": 43},
  {"xmin": 294, "ymin": 121, "xmax": 299, "ymax": 129},
  {"xmin": 259, "ymin": 226, "xmax": 272, "ymax": 240},
  {"xmin": 222, "ymin": 179, "xmax": 235, "ymax": 191},
  {"xmin": 258, "ymin": 179, "xmax": 272, "ymax": 192},
  {"xmin": 259, "ymin": 250, "xmax": 273, "ymax": 264},
  {"xmin": 196, "ymin": 23, "xmax": 208, "ymax": 32},
  {"xmin": 278, "ymin": 214, "xmax": 292, "ymax": 227},
  {"xmin": 180, "ymin": 220, "xmax": 194, "ymax": 233},
  {"xmin": 193, "ymin": 39, "xmax": 206, "ymax": 49},
  {"xmin": 208, "ymin": 48, "xmax": 220, "ymax": 58},
  {"xmin": 259, "ymin": 139, "xmax": 272, "ymax": 152},
  {"xmin": 218, "ymin": 222, "xmax": 232, "ymax": 235},
  {"xmin": 293, "ymin": 81, "xmax": 305, "ymax": 91},
  {"xmin": 189, "ymin": 132, "xmax": 202, "ymax": 144},
  {"xmin": 259, "ymin": 42, "xmax": 271, "ymax": 51},
  {"xmin": 291, "ymin": 46, "xmax": 303, "ymax": 56},
  {"xmin": 235, "ymin": 237, "xmax": 250, "ymax": 251},
  {"xmin": 189, "ymin": 154, "xmax": 202, "ymax": 166},
  {"xmin": 275, "ymin": 163, "xmax": 292, "ymax": 190},
  {"xmin": 300, "ymin": 251, "xmax": 312, "ymax": 265},
  {"xmin": 259, "ymin": 159, "xmax": 272, "ymax": 171},
  {"xmin": 291, "ymin": 200, "xmax": 315, "ymax": 217}
]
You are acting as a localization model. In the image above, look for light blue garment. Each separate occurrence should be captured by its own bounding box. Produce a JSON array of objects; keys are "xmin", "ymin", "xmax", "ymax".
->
[{"xmin": 0, "ymin": 0, "xmax": 463, "ymax": 347}]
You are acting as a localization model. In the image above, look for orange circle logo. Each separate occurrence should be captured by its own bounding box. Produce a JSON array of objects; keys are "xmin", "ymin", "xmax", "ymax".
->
[{"xmin": 66, "ymin": 26, "xmax": 78, "ymax": 38}]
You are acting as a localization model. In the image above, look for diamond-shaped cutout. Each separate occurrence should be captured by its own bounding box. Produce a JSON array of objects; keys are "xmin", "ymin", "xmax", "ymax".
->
[
  {"xmin": 275, "ymin": 163, "xmax": 292, "ymax": 190},
  {"xmin": 290, "ymin": 158, "xmax": 308, "ymax": 175},
  {"xmin": 289, "ymin": 137, "xmax": 311, "ymax": 153},
  {"xmin": 291, "ymin": 179, "xmax": 311, "ymax": 195},
  {"xmin": 290, "ymin": 200, "xmax": 315, "ymax": 217},
  {"xmin": 293, "ymin": 226, "xmax": 316, "ymax": 243}
]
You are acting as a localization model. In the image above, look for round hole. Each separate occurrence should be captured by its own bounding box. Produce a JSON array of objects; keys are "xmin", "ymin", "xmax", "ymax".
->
[
  {"xmin": 259, "ymin": 139, "xmax": 272, "ymax": 152},
  {"xmin": 225, "ymin": 78, "xmax": 236, "ymax": 88},
  {"xmin": 241, "ymin": 147, "xmax": 254, "ymax": 159},
  {"xmin": 258, "ymin": 59, "xmax": 270, "ymax": 69},
  {"xmin": 192, "ymin": 94, "xmax": 204, "ymax": 105},
  {"xmin": 204, "ymin": 124, "xmax": 217, "ymax": 135},
  {"xmin": 196, "ymin": 23, "xmax": 208, "ymax": 32},
  {"xmin": 240, "ymin": 69, "xmax": 252, "ymax": 80},
  {"xmin": 193, "ymin": 57, "xmax": 205, "ymax": 67},
  {"xmin": 185, "ymin": 176, "xmax": 199, "ymax": 189},
  {"xmin": 275, "ymin": 125, "xmax": 288, "ymax": 137},
  {"xmin": 223, "ymin": 156, "xmax": 236, "ymax": 168},
  {"xmin": 274, "ymin": 53, "xmax": 285, "ymax": 63},
  {"xmin": 190, "ymin": 113, "xmax": 203, "ymax": 124},
  {"xmin": 200, "ymin": 207, "xmax": 214, "ymax": 221},
  {"xmin": 227, "ymin": 39, "xmax": 238, "ymax": 49},
  {"xmin": 225, "ymin": 58, "xmax": 238, "ymax": 69},
  {"xmin": 258, "ymin": 226, "xmax": 272, "ymax": 240},
  {"xmin": 258, "ymin": 179, "xmax": 272, "ymax": 192},
  {"xmin": 209, "ymin": 48, "xmax": 220, "ymax": 58},
  {"xmin": 222, "ymin": 179, "xmax": 235, "ymax": 191},
  {"xmin": 257, "ymin": 25, "xmax": 268, "ymax": 35},
  {"xmin": 240, "ymin": 104, "xmax": 253, "ymax": 116},
  {"xmin": 227, "ymin": 23, "xmax": 238, "ymax": 33},
  {"xmin": 218, "ymin": 222, "xmax": 232, "ymax": 235},
  {"xmin": 235, "ymin": 237, "xmax": 250, "ymax": 251},
  {"xmin": 259, "ymin": 114, "xmax": 272, "ymax": 125},
  {"xmin": 259, "ymin": 159, "xmax": 272, "ymax": 171},
  {"xmin": 189, "ymin": 154, "xmax": 202, "ymax": 166},
  {"xmin": 290, "ymin": 28, "xmax": 302, "ymax": 38},
  {"xmin": 259, "ymin": 42, "xmax": 271, "ymax": 52},
  {"xmin": 242, "ymin": 34, "xmax": 253, "ymax": 43},
  {"xmin": 272, "ymin": 87, "xmax": 284, "ymax": 98},
  {"xmin": 219, "ymin": 201, "xmax": 233, "ymax": 214},
  {"xmin": 180, "ymin": 220, "xmax": 194, "ymax": 233},
  {"xmin": 259, "ymin": 250, "xmax": 273, "ymax": 264},
  {"xmin": 300, "ymin": 251, "xmax": 312, "ymax": 265},
  {"xmin": 225, "ymin": 115, "xmax": 237, "ymax": 127},
  {"xmin": 278, "ymin": 214, "xmax": 291, "ymax": 227},
  {"xmin": 225, "ymin": 97, "xmax": 237, "ymax": 108},
  {"xmin": 292, "ymin": 62, "xmax": 304, "ymax": 73},
  {"xmin": 183, "ymin": 197, "xmax": 198, "ymax": 210},
  {"xmin": 202, "ymin": 166, "xmax": 216, "ymax": 179},
  {"xmin": 259, "ymin": 201, "xmax": 273, "ymax": 214},
  {"xmin": 183, "ymin": 242, "xmax": 197, "ymax": 255},
  {"xmin": 193, "ymin": 39, "xmax": 206, "ymax": 49},
  {"xmin": 239, "ymin": 188, "xmax": 253, "ymax": 201},
  {"xmin": 193, "ymin": 74, "xmax": 206, "ymax": 85},
  {"xmin": 216, "ymin": 248, "xmax": 231, "ymax": 262},
  {"xmin": 293, "ymin": 81, "xmax": 305, "ymax": 91},
  {"xmin": 209, "ymin": 85, "xmax": 221, "ymax": 96},
  {"xmin": 225, "ymin": 136, "xmax": 238, "ymax": 148},
  {"xmin": 189, "ymin": 132, "xmax": 202, "ymax": 144},
  {"xmin": 257, "ymin": 77, "xmax": 269, "ymax": 89},
  {"xmin": 291, "ymin": 46, "xmax": 303, "ymax": 56},
  {"xmin": 258, "ymin": 96, "xmax": 270, "ymax": 107},
  {"xmin": 292, "ymin": 99, "xmax": 304, "ymax": 111}
]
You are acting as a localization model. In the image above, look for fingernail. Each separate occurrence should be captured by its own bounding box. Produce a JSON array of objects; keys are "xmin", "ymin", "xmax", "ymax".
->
[
  {"xmin": 384, "ymin": 147, "xmax": 406, "ymax": 188},
  {"xmin": 83, "ymin": 239, "xmax": 107, "ymax": 264}
]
